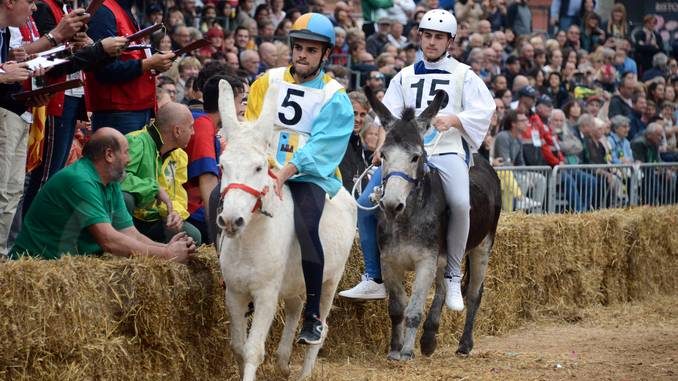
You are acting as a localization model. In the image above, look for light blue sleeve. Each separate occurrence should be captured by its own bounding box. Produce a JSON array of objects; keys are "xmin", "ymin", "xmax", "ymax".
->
[{"xmin": 290, "ymin": 90, "xmax": 354, "ymax": 178}]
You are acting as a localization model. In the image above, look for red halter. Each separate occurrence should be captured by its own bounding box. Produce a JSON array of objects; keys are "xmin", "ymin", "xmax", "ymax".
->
[{"xmin": 219, "ymin": 168, "xmax": 278, "ymax": 214}]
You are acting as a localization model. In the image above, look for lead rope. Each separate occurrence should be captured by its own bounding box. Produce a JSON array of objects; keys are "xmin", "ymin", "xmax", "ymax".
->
[{"xmin": 352, "ymin": 164, "xmax": 381, "ymax": 211}]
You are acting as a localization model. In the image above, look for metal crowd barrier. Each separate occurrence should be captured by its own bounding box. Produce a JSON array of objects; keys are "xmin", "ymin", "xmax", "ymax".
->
[
  {"xmin": 494, "ymin": 166, "xmax": 551, "ymax": 214},
  {"xmin": 549, "ymin": 164, "xmax": 637, "ymax": 213},
  {"xmin": 635, "ymin": 163, "xmax": 678, "ymax": 207},
  {"xmin": 494, "ymin": 163, "xmax": 678, "ymax": 214}
]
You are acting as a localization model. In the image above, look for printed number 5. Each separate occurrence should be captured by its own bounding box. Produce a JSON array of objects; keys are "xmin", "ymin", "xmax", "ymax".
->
[
  {"xmin": 278, "ymin": 88, "xmax": 304, "ymax": 125},
  {"xmin": 427, "ymin": 79, "xmax": 449, "ymax": 108}
]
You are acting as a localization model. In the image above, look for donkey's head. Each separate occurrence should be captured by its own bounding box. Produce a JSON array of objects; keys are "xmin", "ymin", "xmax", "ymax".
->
[
  {"xmin": 365, "ymin": 86, "xmax": 448, "ymax": 218},
  {"xmin": 216, "ymin": 79, "xmax": 279, "ymax": 237}
]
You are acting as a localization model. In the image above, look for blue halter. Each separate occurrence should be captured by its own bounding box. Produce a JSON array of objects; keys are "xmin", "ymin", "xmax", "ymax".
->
[{"xmin": 382, "ymin": 171, "xmax": 419, "ymax": 185}]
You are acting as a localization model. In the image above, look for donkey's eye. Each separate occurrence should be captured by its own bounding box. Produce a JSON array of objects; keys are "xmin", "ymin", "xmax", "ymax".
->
[
  {"xmin": 255, "ymin": 166, "xmax": 262, "ymax": 173},
  {"xmin": 380, "ymin": 153, "xmax": 387, "ymax": 161},
  {"xmin": 411, "ymin": 155, "xmax": 420, "ymax": 163}
]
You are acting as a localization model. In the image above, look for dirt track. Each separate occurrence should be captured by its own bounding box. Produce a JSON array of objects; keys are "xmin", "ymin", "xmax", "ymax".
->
[{"xmin": 272, "ymin": 294, "xmax": 677, "ymax": 381}]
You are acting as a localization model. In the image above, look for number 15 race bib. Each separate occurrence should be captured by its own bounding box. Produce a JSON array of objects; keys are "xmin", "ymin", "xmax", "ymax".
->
[{"xmin": 272, "ymin": 81, "xmax": 325, "ymax": 168}]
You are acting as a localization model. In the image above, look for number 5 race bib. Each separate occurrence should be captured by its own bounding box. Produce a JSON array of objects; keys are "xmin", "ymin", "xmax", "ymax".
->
[{"xmin": 272, "ymin": 81, "xmax": 325, "ymax": 168}]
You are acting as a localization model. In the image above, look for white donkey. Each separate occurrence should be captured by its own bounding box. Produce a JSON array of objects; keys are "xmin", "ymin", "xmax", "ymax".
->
[{"xmin": 215, "ymin": 79, "xmax": 357, "ymax": 381}]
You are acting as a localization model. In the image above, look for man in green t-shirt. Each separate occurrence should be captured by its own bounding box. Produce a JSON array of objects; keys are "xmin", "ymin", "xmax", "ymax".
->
[{"xmin": 10, "ymin": 128, "xmax": 196, "ymax": 262}]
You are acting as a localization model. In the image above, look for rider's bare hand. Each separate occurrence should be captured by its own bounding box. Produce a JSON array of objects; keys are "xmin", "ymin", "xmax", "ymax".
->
[{"xmin": 273, "ymin": 163, "xmax": 298, "ymax": 200}]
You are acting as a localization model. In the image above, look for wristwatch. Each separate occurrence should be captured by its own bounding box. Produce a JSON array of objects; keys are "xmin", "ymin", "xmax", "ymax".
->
[{"xmin": 45, "ymin": 32, "xmax": 59, "ymax": 47}]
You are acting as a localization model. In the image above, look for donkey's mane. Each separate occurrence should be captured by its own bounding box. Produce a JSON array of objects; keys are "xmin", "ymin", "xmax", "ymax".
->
[{"xmin": 400, "ymin": 108, "xmax": 416, "ymax": 122}]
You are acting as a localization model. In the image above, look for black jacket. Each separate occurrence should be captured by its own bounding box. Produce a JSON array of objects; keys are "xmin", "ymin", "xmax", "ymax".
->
[
  {"xmin": 0, "ymin": 27, "xmax": 25, "ymax": 116},
  {"xmin": 339, "ymin": 132, "xmax": 369, "ymax": 194}
]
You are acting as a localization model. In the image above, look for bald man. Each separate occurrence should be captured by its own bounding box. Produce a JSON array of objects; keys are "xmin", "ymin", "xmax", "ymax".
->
[
  {"xmin": 258, "ymin": 42, "xmax": 278, "ymax": 73},
  {"xmin": 10, "ymin": 128, "xmax": 196, "ymax": 261},
  {"xmin": 121, "ymin": 103, "xmax": 201, "ymax": 245},
  {"xmin": 239, "ymin": 49, "xmax": 261, "ymax": 83}
]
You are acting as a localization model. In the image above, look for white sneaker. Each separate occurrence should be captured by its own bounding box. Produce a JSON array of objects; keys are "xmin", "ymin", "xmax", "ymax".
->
[
  {"xmin": 515, "ymin": 197, "xmax": 542, "ymax": 211},
  {"xmin": 338, "ymin": 274, "xmax": 387, "ymax": 300},
  {"xmin": 444, "ymin": 276, "xmax": 464, "ymax": 311}
]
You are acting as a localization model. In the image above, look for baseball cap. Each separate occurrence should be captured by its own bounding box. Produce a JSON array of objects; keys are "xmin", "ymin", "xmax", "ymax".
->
[
  {"xmin": 377, "ymin": 16, "xmax": 393, "ymax": 25},
  {"xmin": 536, "ymin": 94, "xmax": 553, "ymax": 107},
  {"xmin": 518, "ymin": 85, "xmax": 537, "ymax": 99}
]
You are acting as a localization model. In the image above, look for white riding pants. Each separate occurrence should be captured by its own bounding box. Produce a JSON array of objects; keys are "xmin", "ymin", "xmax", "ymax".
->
[{"xmin": 427, "ymin": 153, "xmax": 470, "ymax": 278}]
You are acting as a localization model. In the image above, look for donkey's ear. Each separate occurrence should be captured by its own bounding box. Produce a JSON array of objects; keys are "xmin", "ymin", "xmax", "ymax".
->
[
  {"xmin": 256, "ymin": 81, "xmax": 280, "ymax": 150},
  {"xmin": 363, "ymin": 85, "xmax": 394, "ymax": 131},
  {"xmin": 218, "ymin": 79, "xmax": 240, "ymax": 139},
  {"xmin": 415, "ymin": 90, "xmax": 448, "ymax": 133}
]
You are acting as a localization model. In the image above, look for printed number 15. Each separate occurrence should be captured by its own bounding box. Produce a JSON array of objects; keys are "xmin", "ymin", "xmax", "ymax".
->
[{"xmin": 410, "ymin": 78, "xmax": 450, "ymax": 109}]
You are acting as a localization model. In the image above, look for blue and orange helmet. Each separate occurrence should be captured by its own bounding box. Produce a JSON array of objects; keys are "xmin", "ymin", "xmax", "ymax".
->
[{"xmin": 289, "ymin": 12, "xmax": 336, "ymax": 47}]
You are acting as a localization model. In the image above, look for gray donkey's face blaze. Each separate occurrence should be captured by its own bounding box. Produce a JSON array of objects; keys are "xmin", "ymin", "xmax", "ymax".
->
[
  {"xmin": 365, "ymin": 86, "xmax": 449, "ymax": 218},
  {"xmin": 379, "ymin": 118, "xmax": 425, "ymax": 217}
]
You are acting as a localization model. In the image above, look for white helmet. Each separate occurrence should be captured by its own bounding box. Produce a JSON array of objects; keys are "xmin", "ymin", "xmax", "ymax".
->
[{"xmin": 419, "ymin": 9, "xmax": 457, "ymax": 37}]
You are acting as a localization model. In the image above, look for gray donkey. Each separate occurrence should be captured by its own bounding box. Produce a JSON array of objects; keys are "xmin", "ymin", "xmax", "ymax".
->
[{"xmin": 365, "ymin": 88, "xmax": 501, "ymax": 359}]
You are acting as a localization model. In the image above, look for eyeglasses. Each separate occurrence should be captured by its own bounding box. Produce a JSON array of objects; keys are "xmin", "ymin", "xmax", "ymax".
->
[{"xmin": 370, "ymin": 75, "xmax": 384, "ymax": 80}]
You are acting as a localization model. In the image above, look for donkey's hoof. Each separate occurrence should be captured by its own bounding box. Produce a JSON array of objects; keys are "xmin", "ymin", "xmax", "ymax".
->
[
  {"xmin": 420, "ymin": 334, "xmax": 438, "ymax": 357},
  {"xmin": 387, "ymin": 350, "xmax": 401, "ymax": 361},
  {"xmin": 400, "ymin": 351, "xmax": 415, "ymax": 361},
  {"xmin": 456, "ymin": 340, "xmax": 473, "ymax": 356}
]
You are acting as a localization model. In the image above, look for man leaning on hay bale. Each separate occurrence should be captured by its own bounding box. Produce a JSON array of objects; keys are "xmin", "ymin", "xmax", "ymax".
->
[{"xmin": 9, "ymin": 128, "xmax": 197, "ymax": 262}]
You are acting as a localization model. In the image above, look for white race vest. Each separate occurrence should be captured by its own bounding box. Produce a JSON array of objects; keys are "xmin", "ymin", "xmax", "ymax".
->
[
  {"xmin": 399, "ymin": 59, "xmax": 469, "ymax": 156},
  {"xmin": 267, "ymin": 67, "xmax": 342, "ymax": 168}
]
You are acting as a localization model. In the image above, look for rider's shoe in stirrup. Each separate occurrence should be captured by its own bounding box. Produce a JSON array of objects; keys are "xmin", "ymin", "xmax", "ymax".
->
[
  {"xmin": 297, "ymin": 315, "xmax": 326, "ymax": 345},
  {"xmin": 444, "ymin": 276, "xmax": 464, "ymax": 311},
  {"xmin": 338, "ymin": 274, "xmax": 387, "ymax": 300}
]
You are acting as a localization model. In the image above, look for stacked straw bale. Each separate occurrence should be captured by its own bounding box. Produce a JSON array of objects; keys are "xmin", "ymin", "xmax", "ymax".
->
[{"xmin": 1, "ymin": 206, "xmax": 676, "ymax": 380}]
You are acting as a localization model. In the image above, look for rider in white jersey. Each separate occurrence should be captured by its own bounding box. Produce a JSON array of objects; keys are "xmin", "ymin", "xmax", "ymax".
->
[{"xmin": 339, "ymin": 9, "xmax": 495, "ymax": 311}]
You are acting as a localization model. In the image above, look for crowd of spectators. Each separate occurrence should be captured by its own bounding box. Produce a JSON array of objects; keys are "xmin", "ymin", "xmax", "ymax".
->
[{"xmin": 3, "ymin": 0, "xmax": 678, "ymax": 259}]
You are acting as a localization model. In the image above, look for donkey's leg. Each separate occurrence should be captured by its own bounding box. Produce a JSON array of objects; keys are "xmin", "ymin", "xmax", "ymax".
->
[
  {"xmin": 225, "ymin": 289, "xmax": 250, "ymax": 377},
  {"xmin": 298, "ymin": 274, "xmax": 342, "ymax": 380},
  {"xmin": 457, "ymin": 235, "xmax": 493, "ymax": 355},
  {"xmin": 382, "ymin": 262, "xmax": 408, "ymax": 361},
  {"xmin": 241, "ymin": 288, "xmax": 280, "ymax": 381},
  {"xmin": 400, "ymin": 256, "xmax": 437, "ymax": 360},
  {"xmin": 276, "ymin": 296, "xmax": 304, "ymax": 377},
  {"xmin": 420, "ymin": 256, "xmax": 447, "ymax": 356}
]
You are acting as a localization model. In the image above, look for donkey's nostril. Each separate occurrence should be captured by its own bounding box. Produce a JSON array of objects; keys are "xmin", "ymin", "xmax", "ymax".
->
[
  {"xmin": 217, "ymin": 215, "xmax": 226, "ymax": 228},
  {"xmin": 234, "ymin": 217, "xmax": 244, "ymax": 227},
  {"xmin": 395, "ymin": 203, "xmax": 405, "ymax": 213}
]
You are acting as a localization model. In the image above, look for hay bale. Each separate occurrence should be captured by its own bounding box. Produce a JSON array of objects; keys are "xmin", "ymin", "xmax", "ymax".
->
[{"xmin": 1, "ymin": 206, "xmax": 676, "ymax": 380}]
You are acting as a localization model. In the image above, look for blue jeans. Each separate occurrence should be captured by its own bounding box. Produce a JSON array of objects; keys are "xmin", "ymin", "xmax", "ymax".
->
[
  {"xmin": 23, "ymin": 95, "xmax": 82, "ymax": 215},
  {"xmin": 357, "ymin": 167, "xmax": 383, "ymax": 280},
  {"xmin": 560, "ymin": 169, "xmax": 597, "ymax": 212},
  {"xmin": 91, "ymin": 109, "xmax": 152, "ymax": 135}
]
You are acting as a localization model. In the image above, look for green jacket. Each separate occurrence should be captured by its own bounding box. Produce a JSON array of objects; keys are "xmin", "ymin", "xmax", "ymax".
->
[
  {"xmin": 121, "ymin": 125, "xmax": 190, "ymax": 222},
  {"xmin": 122, "ymin": 125, "xmax": 163, "ymax": 210},
  {"xmin": 361, "ymin": 0, "xmax": 393, "ymax": 23}
]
